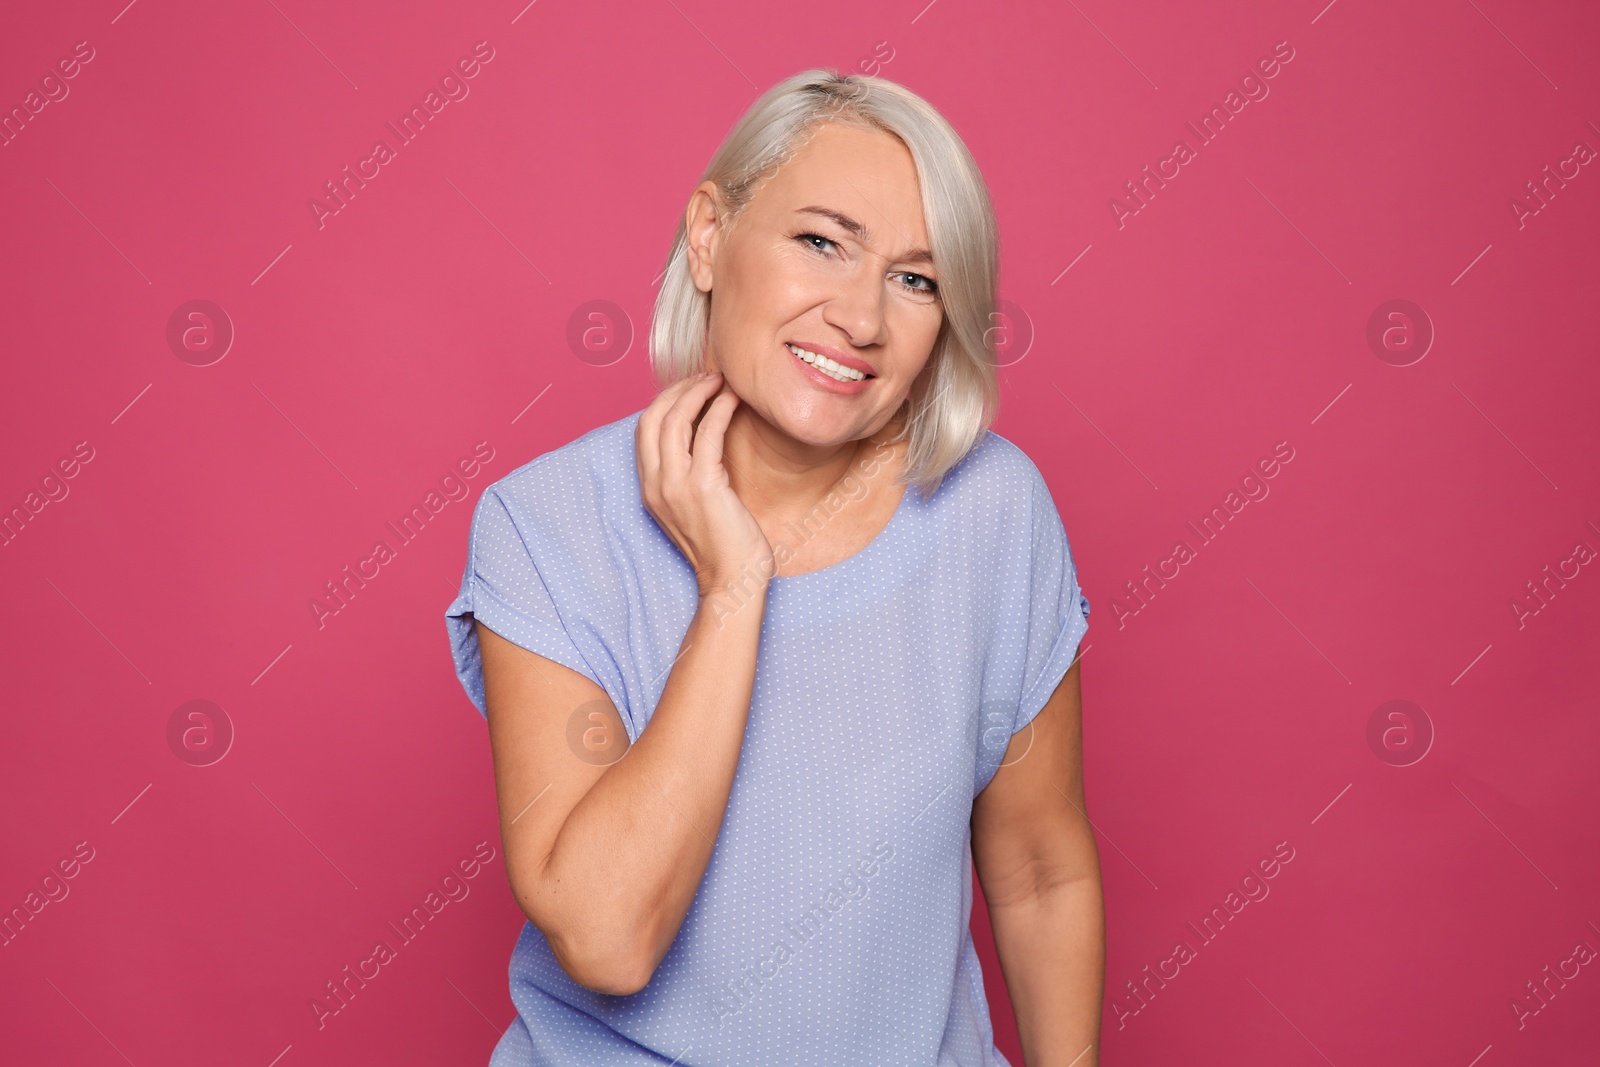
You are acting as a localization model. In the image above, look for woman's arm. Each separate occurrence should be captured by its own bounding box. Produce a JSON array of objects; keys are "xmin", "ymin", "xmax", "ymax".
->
[
  {"xmin": 480, "ymin": 580, "xmax": 764, "ymax": 995},
  {"xmin": 481, "ymin": 374, "xmax": 773, "ymax": 996},
  {"xmin": 970, "ymin": 660, "xmax": 1104, "ymax": 1067}
]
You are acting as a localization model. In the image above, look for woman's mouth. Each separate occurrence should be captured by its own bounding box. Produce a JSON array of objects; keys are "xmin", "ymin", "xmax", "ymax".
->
[{"xmin": 785, "ymin": 343, "xmax": 874, "ymax": 383}]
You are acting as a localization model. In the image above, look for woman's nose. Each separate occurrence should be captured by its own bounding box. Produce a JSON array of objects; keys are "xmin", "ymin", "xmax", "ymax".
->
[{"xmin": 822, "ymin": 265, "xmax": 889, "ymax": 345}]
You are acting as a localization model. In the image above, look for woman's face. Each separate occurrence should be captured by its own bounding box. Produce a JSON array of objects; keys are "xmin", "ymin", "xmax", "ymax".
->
[{"xmin": 685, "ymin": 121, "xmax": 944, "ymax": 448}]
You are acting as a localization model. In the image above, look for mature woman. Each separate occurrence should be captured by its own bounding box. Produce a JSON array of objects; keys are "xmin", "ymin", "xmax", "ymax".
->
[{"xmin": 444, "ymin": 69, "xmax": 1101, "ymax": 1066}]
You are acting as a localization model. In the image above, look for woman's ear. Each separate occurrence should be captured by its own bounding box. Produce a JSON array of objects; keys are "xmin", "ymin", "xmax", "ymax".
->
[{"xmin": 684, "ymin": 181, "xmax": 724, "ymax": 294}]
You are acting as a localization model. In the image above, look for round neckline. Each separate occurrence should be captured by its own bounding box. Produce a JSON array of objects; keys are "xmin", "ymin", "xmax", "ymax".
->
[
  {"xmin": 769, "ymin": 475, "xmax": 915, "ymax": 584},
  {"xmin": 621, "ymin": 408, "xmax": 917, "ymax": 588}
]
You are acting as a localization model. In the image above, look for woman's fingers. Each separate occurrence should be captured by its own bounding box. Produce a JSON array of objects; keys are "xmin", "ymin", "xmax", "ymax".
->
[
  {"xmin": 690, "ymin": 386, "xmax": 738, "ymax": 487},
  {"xmin": 638, "ymin": 373, "xmax": 713, "ymax": 498},
  {"xmin": 636, "ymin": 370, "xmax": 771, "ymax": 592},
  {"xmin": 658, "ymin": 373, "xmax": 726, "ymax": 488}
]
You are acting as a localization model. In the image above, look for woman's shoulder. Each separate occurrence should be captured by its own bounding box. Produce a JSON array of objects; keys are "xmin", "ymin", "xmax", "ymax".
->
[
  {"xmin": 484, "ymin": 409, "xmax": 641, "ymax": 510},
  {"xmin": 467, "ymin": 410, "xmax": 645, "ymax": 565},
  {"xmin": 936, "ymin": 426, "xmax": 1052, "ymax": 511}
]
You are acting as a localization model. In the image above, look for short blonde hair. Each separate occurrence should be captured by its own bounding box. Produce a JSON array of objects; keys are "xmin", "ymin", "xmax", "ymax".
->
[{"xmin": 648, "ymin": 68, "xmax": 1002, "ymax": 499}]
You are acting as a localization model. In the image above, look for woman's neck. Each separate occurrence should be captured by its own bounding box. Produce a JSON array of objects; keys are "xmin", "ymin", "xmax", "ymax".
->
[{"xmin": 719, "ymin": 408, "xmax": 905, "ymax": 523}]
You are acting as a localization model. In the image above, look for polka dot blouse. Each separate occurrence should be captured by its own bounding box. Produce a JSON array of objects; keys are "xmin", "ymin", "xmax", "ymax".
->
[{"xmin": 444, "ymin": 407, "xmax": 1090, "ymax": 1066}]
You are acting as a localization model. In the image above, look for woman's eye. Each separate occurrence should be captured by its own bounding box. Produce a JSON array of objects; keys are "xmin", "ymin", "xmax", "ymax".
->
[{"xmin": 796, "ymin": 234, "xmax": 937, "ymax": 295}]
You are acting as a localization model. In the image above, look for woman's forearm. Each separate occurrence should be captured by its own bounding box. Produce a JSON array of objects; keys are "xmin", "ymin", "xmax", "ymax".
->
[
  {"xmin": 537, "ymin": 580, "xmax": 767, "ymax": 991},
  {"xmin": 989, "ymin": 873, "xmax": 1106, "ymax": 1067}
]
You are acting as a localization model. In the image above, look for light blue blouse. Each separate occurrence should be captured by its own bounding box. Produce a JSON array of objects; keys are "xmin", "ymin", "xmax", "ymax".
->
[{"xmin": 444, "ymin": 407, "xmax": 1090, "ymax": 1066}]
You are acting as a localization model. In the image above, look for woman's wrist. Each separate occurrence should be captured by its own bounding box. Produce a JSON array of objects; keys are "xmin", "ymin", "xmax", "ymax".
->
[
  {"xmin": 696, "ymin": 565, "xmax": 770, "ymax": 625},
  {"xmin": 697, "ymin": 560, "xmax": 771, "ymax": 597}
]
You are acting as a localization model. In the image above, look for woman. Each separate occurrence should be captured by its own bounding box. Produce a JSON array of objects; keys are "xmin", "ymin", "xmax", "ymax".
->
[{"xmin": 444, "ymin": 69, "xmax": 1102, "ymax": 1066}]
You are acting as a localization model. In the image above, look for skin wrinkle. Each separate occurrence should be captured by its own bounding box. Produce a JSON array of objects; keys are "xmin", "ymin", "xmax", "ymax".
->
[
  {"xmin": 683, "ymin": 120, "xmax": 944, "ymax": 574},
  {"xmin": 470, "ymin": 99, "xmax": 1102, "ymax": 1062}
]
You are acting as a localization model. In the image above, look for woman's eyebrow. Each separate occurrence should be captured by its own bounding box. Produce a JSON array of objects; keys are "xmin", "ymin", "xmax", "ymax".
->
[{"xmin": 794, "ymin": 205, "xmax": 934, "ymax": 266}]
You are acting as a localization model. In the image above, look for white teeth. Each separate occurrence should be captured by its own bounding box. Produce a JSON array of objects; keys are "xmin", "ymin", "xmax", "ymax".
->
[{"xmin": 787, "ymin": 343, "xmax": 867, "ymax": 382}]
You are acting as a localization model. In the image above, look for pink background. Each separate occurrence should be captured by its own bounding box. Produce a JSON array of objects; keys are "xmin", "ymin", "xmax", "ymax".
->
[{"xmin": 3, "ymin": 0, "xmax": 1598, "ymax": 1063}]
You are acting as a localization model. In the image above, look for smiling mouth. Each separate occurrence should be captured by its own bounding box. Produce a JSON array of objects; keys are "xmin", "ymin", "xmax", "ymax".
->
[{"xmin": 785, "ymin": 343, "xmax": 874, "ymax": 382}]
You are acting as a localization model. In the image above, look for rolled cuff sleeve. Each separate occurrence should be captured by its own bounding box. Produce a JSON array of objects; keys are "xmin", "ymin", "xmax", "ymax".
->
[
  {"xmin": 444, "ymin": 487, "xmax": 602, "ymax": 718},
  {"xmin": 1012, "ymin": 471, "xmax": 1090, "ymax": 736},
  {"xmin": 1014, "ymin": 580, "xmax": 1090, "ymax": 735}
]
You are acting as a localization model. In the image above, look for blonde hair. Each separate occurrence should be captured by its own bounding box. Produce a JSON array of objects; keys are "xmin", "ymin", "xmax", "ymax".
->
[{"xmin": 648, "ymin": 68, "xmax": 1002, "ymax": 499}]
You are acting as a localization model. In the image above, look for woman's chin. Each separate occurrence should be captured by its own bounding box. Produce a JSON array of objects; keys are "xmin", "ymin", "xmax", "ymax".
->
[{"xmin": 758, "ymin": 404, "xmax": 869, "ymax": 448}]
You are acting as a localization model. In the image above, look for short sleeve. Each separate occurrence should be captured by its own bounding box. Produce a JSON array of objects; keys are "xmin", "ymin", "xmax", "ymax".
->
[
  {"xmin": 1011, "ymin": 469, "xmax": 1090, "ymax": 736},
  {"xmin": 444, "ymin": 486, "xmax": 604, "ymax": 718}
]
